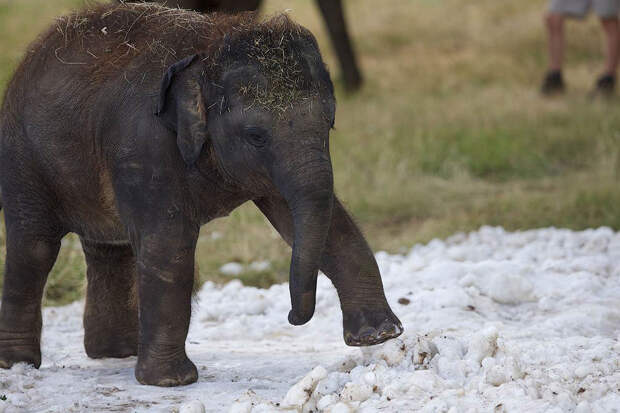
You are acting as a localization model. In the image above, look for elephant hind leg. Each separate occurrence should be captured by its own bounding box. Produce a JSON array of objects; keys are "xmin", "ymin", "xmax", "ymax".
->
[
  {"xmin": 81, "ymin": 239, "xmax": 138, "ymax": 359},
  {"xmin": 0, "ymin": 209, "xmax": 63, "ymax": 369}
]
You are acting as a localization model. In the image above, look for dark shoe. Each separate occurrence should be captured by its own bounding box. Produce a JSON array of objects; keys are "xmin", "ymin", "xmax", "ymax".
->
[
  {"xmin": 541, "ymin": 70, "xmax": 565, "ymax": 95},
  {"xmin": 592, "ymin": 74, "xmax": 616, "ymax": 97}
]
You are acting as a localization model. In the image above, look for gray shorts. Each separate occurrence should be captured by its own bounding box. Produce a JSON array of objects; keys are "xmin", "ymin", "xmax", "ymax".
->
[{"xmin": 549, "ymin": 0, "xmax": 620, "ymax": 18}]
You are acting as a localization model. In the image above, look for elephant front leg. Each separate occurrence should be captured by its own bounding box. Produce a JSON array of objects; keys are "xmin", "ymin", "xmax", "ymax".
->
[
  {"xmin": 133, "ymin": 230, "xmax": 199, "ymax": 386},
  {"xmin": 255, "ymin": 196, "xmax": 403, "ymax": 346},
  {"xmin": 321, "ymin": 199, "xmax": 403, "ymax": 345}
]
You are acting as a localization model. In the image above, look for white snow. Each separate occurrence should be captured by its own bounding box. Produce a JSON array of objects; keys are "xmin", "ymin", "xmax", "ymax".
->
[
  {"xmin": 0, "ymin": 226, "xmax": 619, "ymax": 412},
  {"xmin": 179, "ymin": 400, "xmax": 206, "ymax": 413},
  {"xmin": 281, "ymin": 366, "xmax": 328, "ymax": 409},
  {"xmin": 249, "ymin": 261, "xmax": 271, "ymax": 272},
  {"xmin": 219, "ymin": 262, "xmax": 244, "ymax": 276}
]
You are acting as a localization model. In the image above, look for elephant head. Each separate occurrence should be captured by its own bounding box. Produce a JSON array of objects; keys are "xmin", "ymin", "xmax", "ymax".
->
[{"xmin": 156, "ymin": 15, "xmax": 337, "ymax": 326}]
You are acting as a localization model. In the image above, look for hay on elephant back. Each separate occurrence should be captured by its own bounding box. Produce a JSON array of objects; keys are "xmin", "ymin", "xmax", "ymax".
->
[{"xmin": 51, "ymin": 2, "xmax": 329, "ymax": 114}]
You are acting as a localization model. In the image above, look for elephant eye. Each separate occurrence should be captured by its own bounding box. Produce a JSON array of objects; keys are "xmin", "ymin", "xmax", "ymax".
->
[{"xmin": 244, "ymin": 126, "xmax": 268, "ymax": 147}]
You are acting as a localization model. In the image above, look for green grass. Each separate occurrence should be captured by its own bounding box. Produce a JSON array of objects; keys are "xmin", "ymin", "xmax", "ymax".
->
[{"xmin": 1, "ymin": 0, "xmax": 620, "ymax": 305}]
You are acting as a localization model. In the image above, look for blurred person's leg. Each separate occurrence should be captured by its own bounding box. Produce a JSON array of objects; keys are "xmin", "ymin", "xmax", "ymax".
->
[
  {"xmin": 542, "ymin": 0, "xmax": 591, "ymax": 94},
  {"xmin": 600, "ymin": 18, "xmax": 619, "ymax": 74},
  {"xmin": 593, "ymin": 0, "xmax": 620, "ymax": 95},
  {"xmin": 546, "ymin": 13, "xmax": 565, "ymax": 73}
]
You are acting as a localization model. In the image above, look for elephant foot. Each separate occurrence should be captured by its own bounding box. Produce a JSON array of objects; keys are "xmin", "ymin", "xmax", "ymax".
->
[
  {"xmin": 342, "ymin": 307, "xmax": 403, "ymax": 346},
  {"xmin": 135, "ymin": 349, "xmax": 198, "ymax": 387},
  {"xmin": 85, "ymin": 333, "xmax": 137, "ymax": 359},
  {"xmin": 0, "ymin": 330, "xmax": 41, "ymax": 368}
]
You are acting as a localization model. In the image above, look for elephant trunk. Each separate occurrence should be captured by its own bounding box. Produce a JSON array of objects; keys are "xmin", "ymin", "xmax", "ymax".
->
[{"xmin": 274, "ymin": 151, "xmax": 334, "ymax": 325}]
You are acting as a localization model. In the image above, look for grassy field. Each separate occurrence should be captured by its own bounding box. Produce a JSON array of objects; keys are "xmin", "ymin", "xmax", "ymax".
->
[{"xmin": 1, "ymin": 0, "xmax": 619, "ymax": 305}]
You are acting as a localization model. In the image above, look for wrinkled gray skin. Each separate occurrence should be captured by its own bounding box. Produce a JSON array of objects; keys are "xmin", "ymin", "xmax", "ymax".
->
[{"xmin": 0, "ymin": 4, "xmax": 401, "ymax": 387}]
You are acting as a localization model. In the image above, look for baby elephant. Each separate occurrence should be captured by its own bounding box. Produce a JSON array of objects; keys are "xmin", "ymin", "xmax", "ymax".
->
[{"xmin": 0, "ymin": 3, "xmax": 402, "ymax": 386}]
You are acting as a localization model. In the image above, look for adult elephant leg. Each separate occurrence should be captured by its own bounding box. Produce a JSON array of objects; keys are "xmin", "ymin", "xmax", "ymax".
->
[
  {"xmin": 316, "ymin": 0, "xmax": 363, "ymax": 92},
  {"xmin": 134, "ymin": 0, "xmax": 261, "ymax": 13},
  {"xmin": 81, "ymin": 239, "xmax": 138, "ymax": 359},
  {"xmin": 255, "ymin": 195, "xmax": 402, "ymax": 346},
  {"xmin": 0, "ymin": 204, "xmax": 63, "ymax": 368},
  {"xmin": 151, "ymin": 0, "xmax": 208, "ymax": 11},
  {"xmin": 217, "ymin": 0, "xmax": 262, "ymax": 12},
  {"xmin": 119, "ymin": 0, "xmax": 212, "ymax": 12}
]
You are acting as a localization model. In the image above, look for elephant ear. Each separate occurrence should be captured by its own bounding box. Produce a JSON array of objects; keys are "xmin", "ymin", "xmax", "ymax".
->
[{"xmin": 155, "ymin": 54, "xmax": 208, "ymax": 166}]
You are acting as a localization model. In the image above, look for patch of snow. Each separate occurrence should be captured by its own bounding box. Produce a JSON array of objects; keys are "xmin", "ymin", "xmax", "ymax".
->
[
  {"xmin": 0, "ymin": 226, "xmax": 618, "ymax": 412},
  {"xmin": 280, "ymin": 366, "xmax": 327, "ymax": 410},
  {"xmin": 249, "ymin": 260, "xmax": 271, "ymax": 272},
  {"xmin": 219, "ymin": 262, "xmax": 244, "ymax": 276},
  {"xmin": 210, "ymin": 231, "xmax": 223, "ymax": 241},
  {"xmin": 179, "ymin": 400, "xmax": 206, "ymax": 413}
]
